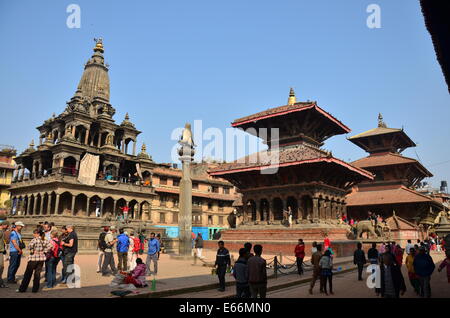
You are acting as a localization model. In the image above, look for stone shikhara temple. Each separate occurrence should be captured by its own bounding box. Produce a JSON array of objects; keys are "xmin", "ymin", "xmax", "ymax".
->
[
  {"xmin": 10, "ymin": 39, "xmax": 156, "ymax": 224},
  {"xmin": 208, "ymin": 89, "xmax": 374, "ymax": 254},
  {"xmin": 8, "ymin": 39, "xmax": 237, "ymax": 249}
]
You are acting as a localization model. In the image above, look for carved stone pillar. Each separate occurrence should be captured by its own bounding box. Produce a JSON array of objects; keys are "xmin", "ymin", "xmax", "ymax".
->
[
  {"xmin": 47, "ymin": 193, "xmax": 52, "ymax": 215},
  {"xmin": 39, "ymin": 194, "xmax": 44, "ymax": 215},
  {"xmin": 86, "ymin": 196, "xmax": 91, "ymax": 216},
  {"xmin": 132, "ymin": 141, "xmax": 136, "ymax": 156},
  {"xmin": 54, "ymin": 194, "xmax": 60, "ymax": 214},
  {"xmin": 32, "ymin": 195, "xmax": 38, "ymax": 215},
  {"xmin": 71, "ymin": 195, "xmax": 76, "ymax": 215},
  {"xmin": 312, "ymin": 197, "xmax": 319, "ymax": 223},
  {"xmin": 100, "ymin": 198, "xmax": 104, "ymax": 217},
  {"xmin": 255, "ymin": 200, "xmax": 261, "ymax": 222},
  {"xmin": 84, "ymin": 129, "xmax": 89, "ymax": 145},
  {"xmin": 26, "ymin": 196, "xmax": 32, "ymax": 215}
]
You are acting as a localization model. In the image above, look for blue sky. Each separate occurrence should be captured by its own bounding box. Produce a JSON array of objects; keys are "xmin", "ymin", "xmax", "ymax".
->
[{"xmin": 0, "ymin": 0, "xmax": 449, "ymax": 187}]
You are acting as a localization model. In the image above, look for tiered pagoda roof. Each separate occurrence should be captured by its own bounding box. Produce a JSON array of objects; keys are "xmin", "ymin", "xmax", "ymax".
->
[{"xmin": 209, "ymin": 89, "xmax": 373, "ymax": 190}]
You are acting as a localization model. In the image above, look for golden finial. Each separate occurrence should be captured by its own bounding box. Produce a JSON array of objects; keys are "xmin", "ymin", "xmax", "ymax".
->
[
  {"xmin": 125, "ymin": 112, "xmax": 130, "ymax": 121},
  {"xmin": 288, "ymin": 87, "xmax": 296, "ymax": 105},
  {"xmin": 93, "ymin": 38, "xmax": 104, "ymax": 53},
  {"xmin": 141, "ymin": 143, "xmax": 147, "ymax": 152}
]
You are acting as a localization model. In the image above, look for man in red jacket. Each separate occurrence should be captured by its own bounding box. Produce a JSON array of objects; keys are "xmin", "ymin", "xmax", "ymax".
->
[{"xmin": 294, "ymin": 239, "xmax": 306, "ymax": 275}]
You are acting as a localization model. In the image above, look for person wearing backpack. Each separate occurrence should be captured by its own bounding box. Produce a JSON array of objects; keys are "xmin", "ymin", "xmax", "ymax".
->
[
  {"xmin": 44, "ymin": 230, "xmax": 61, "ymax": 289},
  {"xmin": 97, "ymin": 227, "xmax": 109, "ymax": 273},
  {"xmin": 128, "ymin": 232, "xmax": 140, "ymax": 271},
  {"xmin": 116, "ymin": 229, "xmax": 130, "ymax": 271},
  {"xmin": 101, "ymin": 226, "xmax": 118, "ymax": 276}
]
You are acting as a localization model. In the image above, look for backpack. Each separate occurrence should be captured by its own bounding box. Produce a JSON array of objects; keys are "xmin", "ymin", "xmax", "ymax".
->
[
  {"xmin": 53, "ymin": 239, "xmax": 63, "ymax": 258},
  {"xmin": 98, "ymin": 232, "xmax": 108, "ymax": 251},
  {"xmin": 133, "ymin": 237, "xmax": 141, "ymax": 252}
]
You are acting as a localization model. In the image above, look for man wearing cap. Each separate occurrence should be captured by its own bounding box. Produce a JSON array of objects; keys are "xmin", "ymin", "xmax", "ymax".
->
[
  {"xmin": 7, "ymin": 221, "xmax": 25, "ymax": 284},
  {"xmin": 101, "ymin": 225, "xmax": 118, "ymax": 276},
  {"xmin": 0, "ymin": 220, "xmax": 10, "ymax": 288}
]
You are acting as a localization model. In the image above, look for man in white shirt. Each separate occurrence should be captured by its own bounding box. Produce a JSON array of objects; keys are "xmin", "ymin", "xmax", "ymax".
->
[{"xmin": 405, "ymin": 240, "xmax": 414, "ymax": 255}]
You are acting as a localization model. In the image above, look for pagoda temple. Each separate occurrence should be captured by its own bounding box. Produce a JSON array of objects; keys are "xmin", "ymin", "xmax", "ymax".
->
[
  {"xmin": 208, "ymin": 89, "xmax": 373, "ymax": 249},
  {"xmin": 346, "ymin": 114, "xmax": 444, "ymax": 233}
]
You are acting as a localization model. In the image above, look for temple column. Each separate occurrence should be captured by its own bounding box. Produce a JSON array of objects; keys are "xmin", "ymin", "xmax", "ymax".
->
[
  {"xmin": 132, "ymin": 141, "xmax": 136, "ymax": 156},
  {"xmin": 39, "ymin": 194, "xmax": 44, "ymax": 215},
  {"xmin": 31, "ymin": 160, "xmax": 36, "ymax": 178},
  {"xmin": 71, "ymin": 194, "xmax": 76, "ymax": 215},
  {"xmin": 54, "ymin": 194, "xmax": 60, "ymax": 214},
  {"xmin": 38, "ymin": 162, "xmax": 43, "ymax": 177},
  {"xmin": 97, "ymin": 132, "xmax": 102, "ymax": 147},
  {"xmin": 255, "ymin": 200, "xmax": 261, "ymax": 222},
  {"xmin": 312, "ymin": 197, "xmax": 319, "ymax": 223},
  {"xmin": 47, "ymin": 193, "xmax": 52, "ymax": 215},
  {"xmin": 99, "ymin": 198, "xmax": 104, "ymax": 217},
  {"xmin": 86, "ymin": 196, "xmax": 91, "ymax": 217},
  {"xmin": 328, "ymin": 201, "xmax": 336, "ymax": 219},
  {"xmin": 267, "ymin": 199, "xmax": 273, "ymax": 223},
  {"xmin": 113, "ymin": 199, "xmax": 117, "ymax": 216},
  {"xmin": 32, "ymin": 195, "xmax": 38, "ymax": 215},
  {"xmin": 71, "ymin": 125, "xmax": 75, "ymax": 137},
  {"xmin": 26, "ymin": 196, "xmax": 31, "ymax": 215},
  {"xmin": 121, "ymin": 139, "xmax": 125, "ymax": 153},
  {"xmin": 135, "ymin": 202, "xmax": 141, "ymax": 220},
  {"xmin": 84, "ymin": 129, "xmax": 89, "ymax": 145}
]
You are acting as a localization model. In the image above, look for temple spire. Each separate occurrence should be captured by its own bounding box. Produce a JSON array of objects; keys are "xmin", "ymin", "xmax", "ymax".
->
[
  {"xmin": 378, "ymin": 113, "xmax": 387, "ymax": 128},
  {"xmin": 288, "ymin": 87, "xmax": 296, "ymax": 105},
  {"xmin": 72, "ymin": 38, "xmax": 110, "ymax": 103}
]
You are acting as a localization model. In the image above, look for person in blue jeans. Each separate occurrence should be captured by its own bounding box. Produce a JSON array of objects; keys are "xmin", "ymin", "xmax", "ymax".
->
[
  {"xmin": 146, "ymin": 233, "xmax": 160, "ymax": 276},
  {"xmin": 45, "ymin": 231, "xmax": 61, "ymax": 289},
  {"xmin": 116, "ymin": 229, "xmax": 130, "ymax": 272},
  {"xmin": 7, "ymin": 222, "xmax": 25, "ymax": 284}
]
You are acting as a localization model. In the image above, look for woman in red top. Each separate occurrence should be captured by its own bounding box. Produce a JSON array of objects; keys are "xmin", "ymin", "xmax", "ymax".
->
[
  {"xmin": 294, "ymin": 239, "xmax": 306, "ymax": 275},
  {"xmin": 324, "ymin": 235, "xmax": 331, "ymax": 251}
]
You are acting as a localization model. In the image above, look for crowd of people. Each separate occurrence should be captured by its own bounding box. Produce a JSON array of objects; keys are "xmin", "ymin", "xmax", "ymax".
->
[
  {"xmin": 0, "ymin": 220, "xmax": 78, "ymax": 293},
  {"xmin": 1, "ymin": 219, "xmax": 448, "ymax": 298},
  {"xmin": 213, "ymin": 234, "xmax": 448, "ymax": 299},
  {"xmin": 0, "ymin": 220, "xmax": 170, "ymax": 292},
  {"xmin": 96, "ymin": 225, "xmax": 164, "ymax": 287},
  {"xmin": 214, "ymin": 241, "xmax": 268, "ymax": 298},
  {"xmin": 353, "ymin": 239, "xmax": 449, "ymax": 298}
]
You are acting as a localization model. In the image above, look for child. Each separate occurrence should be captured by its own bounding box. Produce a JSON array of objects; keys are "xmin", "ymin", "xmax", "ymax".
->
[{"xmin": 438, "ymin": 255, "xmax": 450, "ymax": 283}]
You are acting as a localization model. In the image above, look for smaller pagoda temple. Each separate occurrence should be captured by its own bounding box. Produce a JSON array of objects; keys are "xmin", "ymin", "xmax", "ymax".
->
[
  {"xmin": 346, "ymin": 114, "xmax": 444, "ymax": 235},
  {"xmin": 208, "ymin": 89, "xmax": 373, "ymax": 252}
]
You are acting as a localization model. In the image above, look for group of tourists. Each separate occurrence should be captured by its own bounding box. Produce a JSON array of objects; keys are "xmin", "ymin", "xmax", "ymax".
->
[
  {"xmin": 96, "ymin": 226, "xmax": 163, "ymax": 287},
  {"xmin": 353, "ymin": 239, "xmax": 449, "ymax": 298},
  {"xmin": 214, "ymin": 241, "xmax": 268, "ymax": 298},
  {"xmin": 0, "ymin": 220, "xmax": 78, "ymax": 293}
]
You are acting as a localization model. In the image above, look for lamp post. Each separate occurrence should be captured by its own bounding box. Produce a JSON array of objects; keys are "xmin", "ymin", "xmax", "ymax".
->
[{"xmin": 178, "ymin": 123, "xmax": 195, "ymax": 256}]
